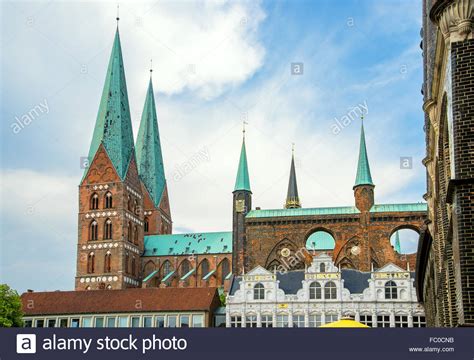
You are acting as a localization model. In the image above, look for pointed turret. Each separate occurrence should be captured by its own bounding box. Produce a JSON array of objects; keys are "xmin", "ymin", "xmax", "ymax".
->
[
  {"xmin": 85, "ymin": 28, "xmax": 135, "ymax": 180},
  {"xmin": 232, "ymin": 128, "xmax": 252, "ymax": 275},
  {"xmin": 136, "ymin": 73, "xmax": 166, "ymax": 207},
  {"xmin": 285, "ymin": 147, "xmax": 301, "ymax": 209},
  {"xmin": 354, "ymin": 121, "xmax": 374, "ymax": 188},
  {"xmin": 353, "ymin": 120, "xmax": 375, "ymax": 213},
  {"xmin": 234, "ymin": 138, "xmax": 251, "ymax": 192}
]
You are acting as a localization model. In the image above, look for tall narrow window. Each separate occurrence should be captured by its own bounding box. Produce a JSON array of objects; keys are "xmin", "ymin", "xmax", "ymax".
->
[
  {"xmin": 87, "ymin": 252, "xmax": 95, "ymax": 274},
  {"xmin": 90, "ymin": 193, "xmax": 99, "ymax": 210},
  {"xmin": 89, "ymin": 220, "xmax": 98, "ymax": 241},
  {"xmin": 104, "ymin": 219, "xmax": 112, "ymax": 240},
  {"xmin": 253, "ymin": 283, "xmax": 265, "ymax": 300},
  {"xmin": 125, "ymin": 252, "xmax": 129, "ymax": 274},
  {"xmin": 133, "ymin": 199, "xmax": 138, "ymax": 215},
  {"xmin": 200, "ymin": 259, "xmax": 210, "ymax": 279},
  {"xmin": 134, "ymin": 225, "xmax": 138, "ymax": 245},
  {"xmin": 320, "ymin": 263, "xmax": 326, "ymax": 273},
  {"xmin": 131, "ymin": 257, "xmax": 136, "ymax": 276},
  {"xmin": 128, "ymin": 196, "xmax": 132, "ymax": 211},
  {"xmin": 127, "ymin": 222, "xmax": 132, "ymax": 242},
  {"xmin": 385, "ymin": 281, "xmax": 397, "ymax": 299},
  {"xmin": 324, "ymin": 281, "xmax": 337, "ymax": 299},
  {"xmin": 144, "ymin": 217, "xmax": 149, "ymax": 233},
  {"xmin": 309, "ymin": 282, "xmax": 322, "ymax": 299},
  {"xmin": 219, "ymin": 258, "xmax": 230, "ymax": 285},
  {"xmin": 104, "ymin": 252, "xmax": 111, "ymax": 273},
  {"xmin": 162, "ymin": 260, "xmax": 172, "ymax": 277},
  {"xmin": 104, "ymin": 192, "xmax": 113, "ymax": 209}
]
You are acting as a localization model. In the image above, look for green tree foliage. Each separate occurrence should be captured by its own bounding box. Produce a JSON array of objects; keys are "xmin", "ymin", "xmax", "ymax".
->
[{"xmin": 0, "ymin": 284, "xmax": 23, "ymax": 327}]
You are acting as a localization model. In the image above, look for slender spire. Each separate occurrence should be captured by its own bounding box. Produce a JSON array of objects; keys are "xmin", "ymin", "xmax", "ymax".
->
[
  {"xmin": 354, "ymin": 119, "xmax": 374, "ymax": 188},
  {"xmin": 136, "ymin": 73, "xmax": 166, "ymax": 207},
  {"xmin": 234, "ymin": 127, "xmax": 251, "ymax": 192},
  {"xmin": 85, "ymin": 27, "xmax": 135, "ymax": 180},
  {"xmin": 394, "ymin": 231, "xmax": 401, "ymax": 253},
  {"xmin": 285, "ymin": 144, "xmax": 301, "ymax": 209}
]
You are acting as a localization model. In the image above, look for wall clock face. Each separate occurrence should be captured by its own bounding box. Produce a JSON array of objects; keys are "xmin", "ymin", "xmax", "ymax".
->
[
  {"xmin": 280, "ymin": 248, "xmax": 291, "ymax": 258},
  {"xmin": 235, "ymin": 199, "xmax": 245, "ymax": 212}
]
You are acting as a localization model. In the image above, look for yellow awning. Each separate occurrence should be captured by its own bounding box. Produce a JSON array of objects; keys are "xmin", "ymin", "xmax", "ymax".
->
[{"xmin": 320, "ymin": 319, "xmax": 369, "ymax": 328}]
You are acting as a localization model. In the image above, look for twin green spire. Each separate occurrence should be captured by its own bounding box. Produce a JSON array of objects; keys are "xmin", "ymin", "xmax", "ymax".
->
[
  {"xmin": 85, "ymin": 27, "xmax": 166, "ymax": 206},
  {"xmin": 86, "ymin": 28, "xmax": 135, "ymax": 180},
  {"xmin": 354, "ymin": 121, "xmax": 374, "ymax": 188},
  {"xmin": 234, "ymin": 137, "xmax": 251, "ymax": 192},
  {"xmin": 136, "ymin": 74, "xmax": 167, "ymax": 207}
]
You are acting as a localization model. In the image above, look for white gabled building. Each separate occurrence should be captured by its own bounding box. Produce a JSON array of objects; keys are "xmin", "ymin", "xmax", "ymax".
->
[{"xmin": 226, "ymin": 254, "xmax": 425, "ymax": 328}]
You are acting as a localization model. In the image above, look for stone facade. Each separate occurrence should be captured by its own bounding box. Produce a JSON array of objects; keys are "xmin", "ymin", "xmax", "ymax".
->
[
  {"xmin": 417, "ymin": 0, "xmax": 474, "ymax": 327},
  {"xmin": 226, "ymin": 254, "xmax": 425, "ymax": 327}
]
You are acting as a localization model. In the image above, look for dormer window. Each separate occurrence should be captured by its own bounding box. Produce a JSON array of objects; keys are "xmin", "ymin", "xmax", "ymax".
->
[
  {"xmin": 320, "ymin": 263, "xmax": 326, "ymax": 273},
  {"xmin": 253, "ymin": 283, "xmax": 265, "ymax": 300}
]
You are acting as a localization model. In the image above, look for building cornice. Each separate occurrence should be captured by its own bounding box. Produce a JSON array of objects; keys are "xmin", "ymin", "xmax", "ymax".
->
[{"xmin": 431, "ymin": 0, "xmax": 474, "ymax": 44}]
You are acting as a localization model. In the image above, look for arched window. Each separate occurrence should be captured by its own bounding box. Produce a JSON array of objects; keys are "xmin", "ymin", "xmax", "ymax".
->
[
  {"xmin": 253, "ymin": 283, "xmax": 265, "ymax": 300},
  {"xmin": 104, "ymin": 219, "xmax": 112, "ymax": 240},
  {"xmin": 219, "ymin": 258, "xmax": 230, "ymax": 285},
  {"xmin": 200, "ymin": 259, "xmax": 210, "ymax": 278},
  {"xmin": 127, "ymin": 196, "xmax": 132, "ymax": 211},
  {"xmin": 131, "ymin": 257, "xmax": 136, "ymax": 276},
  {"xmin": 125, "ymin": 252, "xmax": 129, "ymax": 274},
  {"xmin": 144, "ymin": 217, "xmax": 149, "ymax": 233},
  {"xmin": 306, "ymin": 231, "xmax": 335, "ymax": 251},
  {"xmin": 90, "ymin": 193, "xmax": 99, "ymax": 210},
  {"xmin": 162, "ymin": 260, "xmax": 172, "ymax": 276},
  {"xmin": 87, "ymin": 252, "xmax": 95, "ymax": 274},
  {"xmin": 89, "ymin": 220, "xmax": 98, "ymax": 241},
  {"xmin": 133, "ymin": 199, "xmax": 138, "ymax": 215},
  {"xmin": 134, "ymin": 225, "xmax": 138, "ymax": 244},
  {"xmin": 309, "ymin": 282, "xmax": 322, "ymax": 299},
  {"xmin": 127, "ymin": 222, "xmax": 132, "ymax": 242},
  {"xmin": 324, "ymin": 281, "xmax": 337, "ymax": 299},
  {"xmin": 180, "ymin": 260, "xmax": 190, "ymax": 277},
  {"xmin": 385, "ymin": 280, "xmax": 397, "ymax": 299},
  {"xmin": 104, "ymin": 192, "xmax": 113, "ymax": 209},
  {"xmin": 104, "ymin": 252, "xmax": 111, "ymax": 273},
  {"xmin": 320, "ymin": 263, "xmax": 326, "ymax": 273}
]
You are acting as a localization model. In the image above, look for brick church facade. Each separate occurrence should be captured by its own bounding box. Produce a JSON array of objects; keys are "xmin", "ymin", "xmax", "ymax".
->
[
  {"xmin": 416, "ymin": 0, "xmax": 474, "ymax": 327},
  {"xmin": 75, "ymin": 23, "xmax": 427, "ymax": 293}
]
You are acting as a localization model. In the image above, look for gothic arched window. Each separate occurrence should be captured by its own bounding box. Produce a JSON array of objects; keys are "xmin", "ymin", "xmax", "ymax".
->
[
  {"xmin": 89, "ymin": 220, "xmax": 98, "ymax": 241},
  {"xmin": 200, "ymin": 259, "xmax": 210, "ymax": 279},
  {"xmin": 385, "ymin": 280, "xmax": 398, "ymax": 299},
  {"xmin": 104, "ymin": 219, "xmax": 112, "ymax": 240},
  {"xmin": 324, "ymin": 281, "xmax": 337, "ymax": 299},
  {"xmin": 131, "ymin": 257, "xmax": 136, "ymax": 276},
  {"xmin": 87, "ymin": 252, "xmax": 95, "ymax": 274},
  {"xmin": 219, "ymin": 258, "xmax": 230, "ymax": 285},
  {"xmin": 104, "ymin": 252, "xmax": 111, "ymax": 273},
  {"xmin": 162, "ymin": 260, "xmax": 172, "ymax": 276},
  {"xmin": 253, "ymin": 283, "xmax": 265, "ymax": 300},
  {"xmin": 104, "ymin": 192, "xmax": 113, "ymax": 209},
  {"xmin": 144, "ymin": 217, "xmax": 149, "ymax": 233},
  {"xmin": 309, "ymin": 282, "xmax": 322, "ymax": 299},
  {"xmin": 90, "ymin": 193, "xmax": 99, "ymax": 210},
  {"xmin": 127, "ymin": 196, "xmax": 132, "ymax": 211},
  {"xmin": 127, "ymin": 222, "xmax": 132, "ymax": 242},
  {"xmin": 134, "ymin": 225, "xmax": 138, "ymax": 244}
]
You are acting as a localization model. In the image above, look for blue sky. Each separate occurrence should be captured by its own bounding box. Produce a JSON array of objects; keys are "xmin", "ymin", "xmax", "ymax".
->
[{"xmin": 1, "ymin": 0, "xmax": 424, "ymax": 293}]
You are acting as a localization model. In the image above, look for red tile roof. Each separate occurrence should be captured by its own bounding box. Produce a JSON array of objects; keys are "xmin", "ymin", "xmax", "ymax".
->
[{"xmin": 21, "ymin": 287, "xmax": 220, "ymax": 316}]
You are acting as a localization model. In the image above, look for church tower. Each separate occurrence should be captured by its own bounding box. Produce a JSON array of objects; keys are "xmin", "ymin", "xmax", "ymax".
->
[
  {"xmin": 232, "ymin": 131, "xmax": 252, "ymax": 274},
  {"xmin": 285, "ymin": 146, "xmax": 301, "ymax": 209},
  {"xmin": 75, "ymin": 25, "xmax": 143, "ymax": 290},
  {"xmin": 136, "ymin": 69, "xmax": 172, "ymax": 236},
  {"xmin": 353, "ymin": 121, "xmax": 375, "ymax": 213}
]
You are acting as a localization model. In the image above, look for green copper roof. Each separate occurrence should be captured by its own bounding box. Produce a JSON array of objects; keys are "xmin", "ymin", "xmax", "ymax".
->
[
  {"xmin": 143, "ymin": 231, "xmax": 232, "ymax": 256},
  {"xmin": 136, "ymin": 75, "xmax": 166, "ymax": 206},
  {"xmin": 246, "ymin": 203, "xmax": 427, "ymax": 218},
  {"xmin": 234, "ymin": 138, "xmax": 251, "ymax": 192},
  {"xmin": 354, "ymin": 122, "xmax": 374, "ymax": 187},
  {"xmin": 394, "ymin": 231, "xmax": 401, "ymax": 253},
  {"xmin": 85, "ymin": 28, "xmax": 135, "ymax": 180},
  {"xmin": 285, "ymin": 153, "xmax": 301, "ymax": 208},
  {"xmin": 306, "ymin": 231, "xmax": 336, "ymax": 250},
  {"xmin": 143, "ymin": 269, "xmax": 158, "ymax": 282}
]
